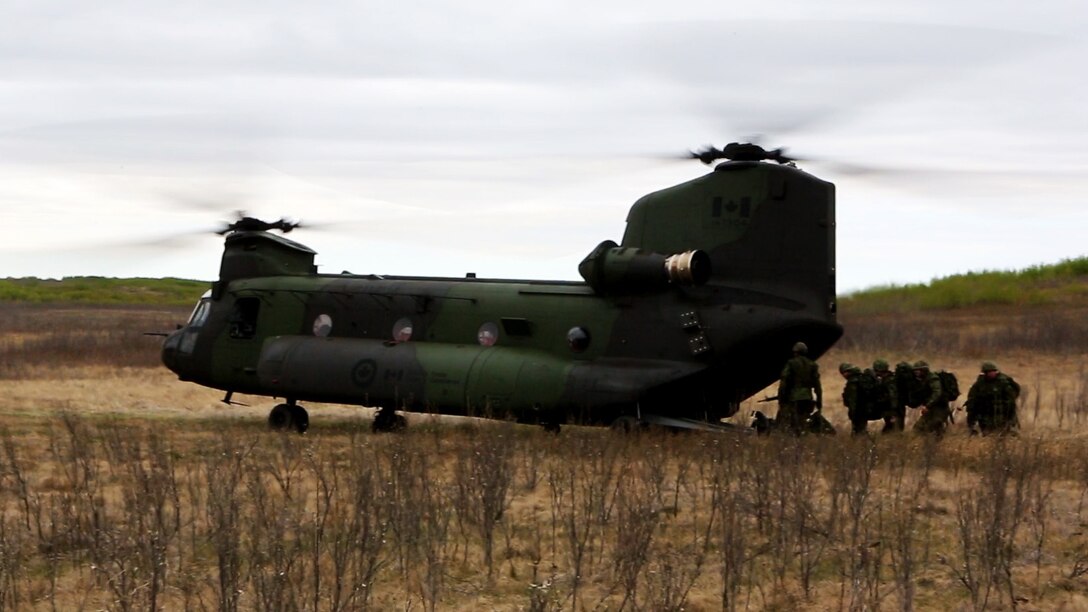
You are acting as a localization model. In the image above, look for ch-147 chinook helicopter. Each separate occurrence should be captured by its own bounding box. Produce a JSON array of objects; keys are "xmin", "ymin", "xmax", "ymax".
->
[{"xmin": 160, "ymin": 142, "xmax": 842, "ymax": 433}]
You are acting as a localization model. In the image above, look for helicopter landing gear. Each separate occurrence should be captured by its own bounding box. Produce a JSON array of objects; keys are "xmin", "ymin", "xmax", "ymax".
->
[
  {"xmin": 609, "ymin": 415, "xmax": 641, "ymax": 433},
  {"xmin": 268, "ymin": 402, "xmax": 309, "ymax": 434},
  {"xmin": 371, "ymin": 408, "xmax": 407, "ymax": 433},
  {"xmin": 289, "ymin": 405, "xmax": 309, "ymax": 433}
]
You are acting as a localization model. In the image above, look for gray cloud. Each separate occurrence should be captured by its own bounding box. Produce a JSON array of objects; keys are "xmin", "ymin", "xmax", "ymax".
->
[{"xmin": 1, "ymin": 0, "xmax": 1085, "ymax": 288}]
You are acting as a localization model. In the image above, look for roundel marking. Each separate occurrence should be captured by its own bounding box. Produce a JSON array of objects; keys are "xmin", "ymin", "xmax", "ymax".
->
[{"xmin": 352, "ymin": 359, "xmax": 378, "ymax": 388}]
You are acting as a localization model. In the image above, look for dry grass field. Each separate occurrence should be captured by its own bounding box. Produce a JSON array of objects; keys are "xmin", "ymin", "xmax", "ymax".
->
[{"xmin": 1, "ymin": 303, "xmax": 1088, "ymax": 611}]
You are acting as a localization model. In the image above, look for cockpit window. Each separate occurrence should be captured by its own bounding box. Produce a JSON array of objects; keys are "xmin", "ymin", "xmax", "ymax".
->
[
  {"xmin": 188, "ymin": 297, "xmax": 212, "ymax": 328},
  {"xmin": 229, "ymin": 297, "xmax": 260, "ymax": 340}
]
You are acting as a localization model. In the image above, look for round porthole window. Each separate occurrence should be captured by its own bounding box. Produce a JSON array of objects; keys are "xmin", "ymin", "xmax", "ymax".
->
[
  {"xmin": 392, "ymin": 317, "xmax": 413, "ymax": 342},
  {"xmin": 477, "ymin": 322, "xmax": 499, "ymax": 347},
  {"xmin": 567, "ymin": 326, "xmax": 591, "ymax": 352},
  {"xmin": 313, "ymin": 314, "xmax": 333, "ymax": 337}
]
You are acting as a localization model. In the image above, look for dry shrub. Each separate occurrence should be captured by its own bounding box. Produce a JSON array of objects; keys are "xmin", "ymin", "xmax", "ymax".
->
[
  {"xmin": 839, "ymin": 306, "xmax": 1088, "ymax": 356},
  {"xmin": 0, "ymin": 304, "xmax": 188, "ymax": 378},
  {"xmin": 0, "ymin": 410, "xmax": 1087, "ymax": 610}
]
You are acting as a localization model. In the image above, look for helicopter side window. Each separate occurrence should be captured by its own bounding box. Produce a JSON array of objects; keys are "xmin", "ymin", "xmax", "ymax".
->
[
  {"xmin": 228, "ymin": 297, "xmax": 260, "ymax": 340},
  {"xmin": 477, "ymin": 322, "xmax": 499, "ymax": 347},
  {"xmin": 313, "ymin": 314, "xmax": 333, "ymax": 337},
  {"xmin": 567, "ymin": 326, "xmax": 591, "ymax": 352},
  {"xmin": 392, "ymin": 317, "xmax": 413, "ymax": 342}
]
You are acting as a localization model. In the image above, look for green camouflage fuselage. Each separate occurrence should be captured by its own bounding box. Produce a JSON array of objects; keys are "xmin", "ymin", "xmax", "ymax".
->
[{"xmin": 162, "ymin": 160, "xmax": 842, "ymax": 426}]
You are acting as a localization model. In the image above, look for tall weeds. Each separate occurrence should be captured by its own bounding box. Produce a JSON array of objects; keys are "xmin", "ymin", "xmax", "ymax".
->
[{"xmin": 0, "ymin": 414, "xmax": 1086, "ymax": 609}]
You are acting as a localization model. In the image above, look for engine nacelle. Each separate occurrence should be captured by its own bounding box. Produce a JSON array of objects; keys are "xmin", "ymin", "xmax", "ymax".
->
[{"xmin": 578, "ymin": 240, "xmax": 711, "ymax": 294}]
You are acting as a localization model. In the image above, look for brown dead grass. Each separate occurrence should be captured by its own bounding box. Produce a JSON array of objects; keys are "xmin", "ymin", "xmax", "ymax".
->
[
  {"xmin": 2, "ymin": 302, "xmax": 1088, "ymax": 610},
  {"xmin": 2, "ymin": 367, "xmax": 1088, "ymax": 610}
]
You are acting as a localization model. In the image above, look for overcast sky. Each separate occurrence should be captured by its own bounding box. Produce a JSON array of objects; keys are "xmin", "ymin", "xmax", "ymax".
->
[{"xmin": 2, "ymin": 0, "xmax": 1086, "ymax": 292}]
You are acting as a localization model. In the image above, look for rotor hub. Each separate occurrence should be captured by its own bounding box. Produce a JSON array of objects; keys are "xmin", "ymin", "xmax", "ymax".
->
[
  {"xmin": 689, "ymin": 142, "xmax": 794, "ymax": 165},
  {"xmin": 218, "ymin": 216, "xmax": 300, "ymax": 235}
]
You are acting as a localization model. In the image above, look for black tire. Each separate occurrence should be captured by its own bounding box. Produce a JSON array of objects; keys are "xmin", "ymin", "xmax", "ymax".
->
[
  {"xmin": 372, "ymin": 410, "xmax": 407, "ymax": 433},
  {"xmin": 392, "ymin": 414, "xmax": 407, "ymax": 431},
  {"xmin": 268, "ymin": 404, "xmax": 293, "ymax": 430},
  {"xmin": 289, "ymin": 405, "xmax": 309, "ymax": 434},
  {"xmin": 609, "ymin": 415, "xmax": 640, "ymax": 433}
]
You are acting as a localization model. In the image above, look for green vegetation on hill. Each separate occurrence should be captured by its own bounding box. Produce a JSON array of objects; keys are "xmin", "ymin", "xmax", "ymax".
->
[
  {"xmin": 840, "ymin": 257, "xmax": 1088, "ymax": 314},
  {"xmin": 5, "ymin": 256, "xmax": 1088, "ymax": 312},
  {"xmin": 0, "ymin": 277, "xmax": 209, "ymax": 306}
]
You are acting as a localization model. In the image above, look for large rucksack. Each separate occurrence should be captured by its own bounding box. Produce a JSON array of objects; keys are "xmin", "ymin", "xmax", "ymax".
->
[
  {"xmin": 895, "ymin": 362, "xmax": 921, "ymax": 408},
  {"xmin": 938, "ymin": 370, "xmax": 960, "ymax": 402},
  {"xmin": 1008, "ymin": 376, "xmax": 1021, "ymax": 400},
  {"xmin": 857, "ymin": 369, "xmax": 882, "ymax": 420}
]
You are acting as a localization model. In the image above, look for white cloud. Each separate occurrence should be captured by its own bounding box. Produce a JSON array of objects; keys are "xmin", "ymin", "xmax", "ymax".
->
[{"xmin": 1, "ymin": 0, "xmax": 1085, "ymax": 288}]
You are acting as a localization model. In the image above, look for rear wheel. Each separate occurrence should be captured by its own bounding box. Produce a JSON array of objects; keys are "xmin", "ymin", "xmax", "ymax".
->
[
  {"xmin": 372, "ymin": 409, "xmax": 407, "ymax": 433},
  {"xmin": 269, "ymin": 403, "xmax": 309, "ymax": 433},
  {"xmin": 609, "ymin": 415, "xmax": 641, "ymax": 433},
  {"xmin": 288, "ymin": 405, "xmax": 309, "ymax": 434},
  {"xmin": 268, "ymin": 404, "xmax": 293, "ymax": 430}
]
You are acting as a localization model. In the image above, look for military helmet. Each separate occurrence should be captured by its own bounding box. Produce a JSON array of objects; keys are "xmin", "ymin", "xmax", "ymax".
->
[
  {"xmin": 981, "ymin": 361, "xmax": 999, "ymax": 372},
  {"xmin": 872, "ymin": 359, "xmax": 890, "ymax": 372},
  {"xmin": 912, "ymin": 360, "xmax": 930, "ymax": 370},
  {"xmin": 792, "ymin": 341, "xmax": 808, "ymax": 354},
  {"xmin": 839, "ymin": 362, "xmax": 855, "ymax": 374}
]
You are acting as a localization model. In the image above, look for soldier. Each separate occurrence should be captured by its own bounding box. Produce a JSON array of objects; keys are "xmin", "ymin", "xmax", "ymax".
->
[
  {"xmin": 871, "ymin": 359, "xmax": 902, "ymax": 433},
  {"xmin": 965, "ymin": 362, "xmax": 1021, "ymax": 435},
  {"xmin": 894, "ymin": 360, "xmax": 918, "ymax": 427},
  {"xmin": 840, "ymin": 362, "xmax": 868, "ymax": 435},
  {"xmin": 910, "ymin": 360, "xmax": 950, "ymax": 436},
  {"xmin": 776, "ymin": 341, "xmax": 823, "ymax": 435}
]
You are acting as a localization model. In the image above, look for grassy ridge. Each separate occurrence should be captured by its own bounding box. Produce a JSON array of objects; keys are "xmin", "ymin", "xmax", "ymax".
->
[
  {"xmin": 840, "ymin": 256, "xmax": 1088, "ymax": 314},
  {"xmin": 4, "ymin": 256, "xmax": 1088, "ymax": 312},
  {"xmin": 0, "ymin": 276, "xmax": 209, "ymax": 306}
]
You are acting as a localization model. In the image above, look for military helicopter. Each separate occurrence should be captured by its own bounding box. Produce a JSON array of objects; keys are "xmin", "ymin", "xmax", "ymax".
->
[{"xmin": 160, "ymin": 142, "xmax": 842, "ymax": 433}]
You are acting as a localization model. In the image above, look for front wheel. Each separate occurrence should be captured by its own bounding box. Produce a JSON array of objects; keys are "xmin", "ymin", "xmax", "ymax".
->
[
  {"xmin": 288, "ymin": 405, "xmax": 309, "ymax": 434},
  {"xmin": 268, "ymin": 403, "xmax": 309, "ymax": 434},
  {"xmin": 268, "ymin": 404, "xmax": 293, "ymax": 430}
]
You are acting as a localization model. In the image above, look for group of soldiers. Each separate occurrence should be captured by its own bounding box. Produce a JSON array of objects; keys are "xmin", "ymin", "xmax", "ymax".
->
[{"xmin": 774, "ymin": 342, "xmax": 1021, "ymax": 437}]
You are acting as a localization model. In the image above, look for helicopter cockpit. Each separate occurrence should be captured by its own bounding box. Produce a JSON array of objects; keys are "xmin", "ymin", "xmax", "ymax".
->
[
  {"xmin": 173, "ymin": 289, "xmax": 212, "ymax": 358},
  {"xmin": 187, "ymin": 290, "xmax": 213, "ymax": 328}
]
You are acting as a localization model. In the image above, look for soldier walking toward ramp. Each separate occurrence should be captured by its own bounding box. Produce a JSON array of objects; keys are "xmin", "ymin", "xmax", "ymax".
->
[
  {"xmin": 776, "ymin": 342, "xmax": 823, "ymax": 435},
  {"xmin": 966, "ymin": 362, "xmax": 1021, "ymax": 435},
  {"xmin": 871, "ymin": 359, "xmax": 902, "ymax": 433},
  {"xmin": 895, "ymin": 361, "xmax": 919, "ymax": 425},
  {"xmin": 839, "ymin": 360, "xmax": 897, "ymax": 435},
  {"xmin": 909, "ymin": 360, "xmax": 952, "ymax": 436},
  {"xmin": 839, "ymin": 363, "xmax": 868, "ymax": 435}
]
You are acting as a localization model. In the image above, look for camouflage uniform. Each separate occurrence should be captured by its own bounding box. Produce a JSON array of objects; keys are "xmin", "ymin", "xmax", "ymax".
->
[
  {"xmin": 910, "ymin": 360, "xmax": 950, "ymax": 435},
  {"xmin": 840, "ymin": 363, "xmax": 868, "ymax": 435},
  {"xmin": 777, "ymin": 342, "xmax": 823, "ymax": 435},
  {"xmin": 966, "ymin": 362, "xmax": 1020, "ymax": 435},
  {"xmin": 871, "ymin": 359, "xmax": 902, "ymax": 433},
  {"xmin": 895, "ymin": 361, "xmax": 920, "ymax": 410}
]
